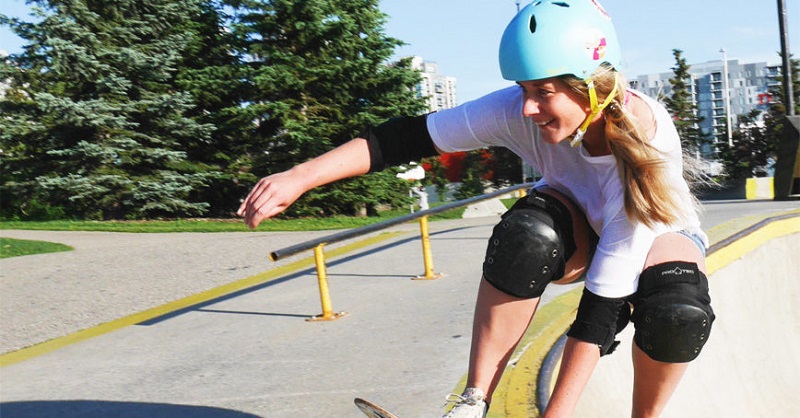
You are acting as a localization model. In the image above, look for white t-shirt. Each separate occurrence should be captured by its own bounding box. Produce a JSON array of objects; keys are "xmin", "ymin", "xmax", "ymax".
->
[{"xmin": 427, "ymin": 85, "xmax": 707, "ymax": 298}]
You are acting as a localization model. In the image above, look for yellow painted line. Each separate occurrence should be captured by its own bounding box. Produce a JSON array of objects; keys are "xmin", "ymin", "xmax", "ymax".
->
[
  {"xmin": 0, "ymin": 231, "xmax": 407, "ymax": 368},
  {"xmin": 498, "ymin": 289, "xmax": 581, "ymax": 418},
  {"xmin": 706, "ymin": 215, "xmax": 800, "ymax": 275},
  {"xmin": 705, "ymin": 208, "xmax": 800, "ymax": 244}
]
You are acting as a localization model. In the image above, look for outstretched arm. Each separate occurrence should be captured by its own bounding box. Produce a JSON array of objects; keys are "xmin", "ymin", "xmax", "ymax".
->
[
  {"xmin": 237, "ymin": 138, "xmax": 371, "ymax": 229},
  {"xmin": 237, "ymin": 113, "xmax": 440, "ymax": 228}
]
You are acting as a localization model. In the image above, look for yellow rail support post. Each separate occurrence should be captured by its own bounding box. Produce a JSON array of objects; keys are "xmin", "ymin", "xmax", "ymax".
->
[
  {"xmin": 413, "ymin": 215, "xmax": 444, "ymax": 280},
  {"xmin": 307, "ymin": 244, "xmax": 348, "ymax": 322}
]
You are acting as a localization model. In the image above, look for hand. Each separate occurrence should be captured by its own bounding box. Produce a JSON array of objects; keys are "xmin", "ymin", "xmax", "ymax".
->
[
  {"xmin": 237, "ymin": 170, "xmax": 306, "ymax": 229},
  {"xmin": 236, "ymin": 138, "xmax": 372, "ymax": 228}
]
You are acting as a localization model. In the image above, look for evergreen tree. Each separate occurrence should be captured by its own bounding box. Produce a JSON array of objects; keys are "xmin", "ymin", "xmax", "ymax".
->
[
  {"xmin": 718, "ymin": 109, "xmax": 772, "ymax": 178},
  {"xmin": 717, "ymin": 54, "xmax": 799, "ymax": 180},
  {"xmin": 174, "ymin": 1, "xmax": 255, "ymax": 217},
  {"xmin": 663, "ymin": 49, "xmax": 706, "ymax": 154},
  {"xmin": 230, "ymin": 0, "xmax": 426, "ymax": 217},
  {"xmin": 1, "ymin": 0, "xmax": 218, "ymax": 220}
]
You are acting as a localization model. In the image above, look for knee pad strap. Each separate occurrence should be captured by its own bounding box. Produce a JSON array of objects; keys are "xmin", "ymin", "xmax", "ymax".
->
[
  {"xmin": 567, "ymin": 288, "xmax": 631, "ymax": 356},
  {"xmin": 632, "ymin": 262, "xmax": 715, "ymax": 363}
]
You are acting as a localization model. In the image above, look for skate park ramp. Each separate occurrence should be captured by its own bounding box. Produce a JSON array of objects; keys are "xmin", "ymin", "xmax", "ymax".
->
[
  {"xmin": 0, "ymin": 203, "xmax": 797, "ymax": 418},
  {"xmin": 569, "ymin": 216, "xmax": 800, "ymax": 417}
]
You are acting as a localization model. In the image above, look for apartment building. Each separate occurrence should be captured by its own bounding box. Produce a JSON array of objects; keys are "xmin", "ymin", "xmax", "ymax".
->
[
  {"xmin": 630, "ymin": 59, "xmax": 778, "ymax": 153},
  {"xmin": 410, "ymin": 56, "xmax": 457, "ymax": 112}
]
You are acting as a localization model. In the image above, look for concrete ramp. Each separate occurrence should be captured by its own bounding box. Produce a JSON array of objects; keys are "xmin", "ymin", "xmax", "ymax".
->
[{"xmin": 574, "ymin": 231, "xmax": 800, "ymax": 417}]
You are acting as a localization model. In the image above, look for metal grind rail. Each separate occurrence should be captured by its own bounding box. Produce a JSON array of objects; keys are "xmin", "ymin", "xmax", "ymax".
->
[{"xmin": 269, "ymin": 182, "xmax": 535, "ymax": 321}]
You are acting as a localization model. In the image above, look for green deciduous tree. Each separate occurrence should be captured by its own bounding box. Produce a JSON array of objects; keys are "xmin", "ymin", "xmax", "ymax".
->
[
  {"xmin": 488, "ymin": 147, "xmax": 523, "ymax": 188},
  {"xmin": 453, "ymin": 150, "xmax": 491, "ymax": 200}
]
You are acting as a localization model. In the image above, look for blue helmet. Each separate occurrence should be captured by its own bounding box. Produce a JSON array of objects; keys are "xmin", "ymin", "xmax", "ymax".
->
[{"xmin": 499, "ymin": 0, "xmax": 622, "ymax": 81}]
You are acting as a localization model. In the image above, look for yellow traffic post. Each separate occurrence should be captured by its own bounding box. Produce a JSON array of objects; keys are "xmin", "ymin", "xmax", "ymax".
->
[
  {"xmin": 307, "ymin": 244, "xmax": 348, "ymax": 321},
  {"xmin": 413, "ymin": 215, "xmax": 444, "ymax": 280}
]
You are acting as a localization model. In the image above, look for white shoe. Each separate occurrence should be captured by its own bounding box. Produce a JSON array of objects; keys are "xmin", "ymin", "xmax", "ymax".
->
[{"xmin": 441, "ymin": 388, "xmax": 488, "ymax": 418}]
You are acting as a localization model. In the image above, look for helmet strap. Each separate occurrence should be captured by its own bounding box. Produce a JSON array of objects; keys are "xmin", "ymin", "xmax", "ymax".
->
[{"xmin": 569, "ymin": 72, "xmax": 620, "ymax": 147}]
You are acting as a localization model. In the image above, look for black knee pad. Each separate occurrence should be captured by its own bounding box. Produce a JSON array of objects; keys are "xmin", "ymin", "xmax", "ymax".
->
[
  {"xmin": 482, "ymin": 191, "xmax": 576, "ymax": 298},
  {"xmin": 632, "ymin": 262, "xmax": 715, "ymax": 363},
  {"xmin": 567, "ymin": 288, "xmax": 632, "ymax": 356}
]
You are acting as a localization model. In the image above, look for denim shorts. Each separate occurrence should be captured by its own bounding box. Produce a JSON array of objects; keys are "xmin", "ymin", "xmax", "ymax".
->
[{"xmin": 675, "ymin": 230, "xmax": 707, "ymax": 257}]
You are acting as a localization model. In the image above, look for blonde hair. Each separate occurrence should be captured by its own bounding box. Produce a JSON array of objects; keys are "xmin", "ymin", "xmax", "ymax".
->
[{"xmin": 561, "ymin": 65, "xmax": 683, "ymax": 227}]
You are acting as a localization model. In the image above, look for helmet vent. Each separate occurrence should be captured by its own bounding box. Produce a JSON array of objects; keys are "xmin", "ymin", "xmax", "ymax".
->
[
  {"xmin": 529, "ymin": 15, "xmax": 537, "ymax": 33},
  {"xmin": 551, "ymin": 1, "xmax": 570, "ymax": 7}
]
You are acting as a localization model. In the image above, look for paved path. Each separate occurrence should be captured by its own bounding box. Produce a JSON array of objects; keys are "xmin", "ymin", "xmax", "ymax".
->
[{"xmin": 0, "ymin": 199, "xmax": 798, "ymax": 417}]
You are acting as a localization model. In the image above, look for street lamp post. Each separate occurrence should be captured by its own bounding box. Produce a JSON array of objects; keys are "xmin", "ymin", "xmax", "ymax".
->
[
  {"xmin": 720, "ymin": 48, "xmax": 734, "ymax": 147},
  {"xmin": 777, "ymin": 0, "xmax": 795, "ymax": 115}
]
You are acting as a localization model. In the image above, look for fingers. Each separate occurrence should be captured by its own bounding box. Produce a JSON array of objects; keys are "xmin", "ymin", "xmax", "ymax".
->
[
  {"xmin": 245, "ymin": 190, "xmax": 276, "ymax": 229},
  {"xmin": 236, "ymin": 172, "xmax": 305, "ymax": 229},
  {"xmin": 236, "ymin": 184, "xmax": 258, "ymax": 216},
  {"xmin": 236, "ymin": 178, "xmax": 274, "ymax": 229},
  {"xmin": 237, "ymin": 176, "xmax": 265, "ymax": 215},
  {"xmin": 237, "ymin": 174, "xmax": 300, "ymax": 229}
]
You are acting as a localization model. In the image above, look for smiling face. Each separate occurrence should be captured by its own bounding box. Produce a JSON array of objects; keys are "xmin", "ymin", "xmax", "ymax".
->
[{"xmin": 517, "ymin": 78, "xmax": 590, "ymax": 144}]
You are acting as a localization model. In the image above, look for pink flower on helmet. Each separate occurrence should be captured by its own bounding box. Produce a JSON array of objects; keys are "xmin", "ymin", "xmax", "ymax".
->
[{"xmin": 593, "ymin": 37, "xmax": 608, "ymax": 60}]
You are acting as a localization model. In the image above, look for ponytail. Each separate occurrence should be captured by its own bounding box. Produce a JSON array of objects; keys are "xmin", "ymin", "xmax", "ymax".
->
[{"xmin": 563, "ymin": 66, "xmax": 683, "ymax": 227}]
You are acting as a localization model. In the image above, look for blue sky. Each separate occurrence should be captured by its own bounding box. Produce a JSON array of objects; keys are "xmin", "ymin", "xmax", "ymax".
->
[{"xmin": 2, "ymin": 0, "xmax": 798, "ymax": 104}]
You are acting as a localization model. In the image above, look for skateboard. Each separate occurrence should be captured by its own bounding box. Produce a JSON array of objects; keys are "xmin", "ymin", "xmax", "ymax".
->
[{"xmin": 354, "ymin": 398, "xmax": 398, "ymax": 418}]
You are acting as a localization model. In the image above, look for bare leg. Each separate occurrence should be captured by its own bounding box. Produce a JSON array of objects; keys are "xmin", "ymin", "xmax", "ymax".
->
[
  {"xmin": 545, "ymin": 233, "xmax": 704, "ymax": 416},
  {"xmin": 543, "ymin": 338, "xmax": 600, "ymax": 418},
  {"xmin": 631, "ymin": 344, "xmax": 688, "ymax": 418},
  {"xmin": 466, "ymin": 277, "xmax": 539, "ymax": 402},
  {"xmin": 464, "ymin": 188, "xmax": 592, "ymax": 403},
  {"xmin": 629, "ymin": 232, "xmax": 705, "ymax": 418}
]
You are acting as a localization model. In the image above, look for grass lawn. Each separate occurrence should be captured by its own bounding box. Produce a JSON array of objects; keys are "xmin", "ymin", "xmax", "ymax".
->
[
  {"xmin": 0, "ymin": 198, "xmax": 516, "ymax": 257},
  {"xmin": 0, "ymin": 203, "xmax": 468, "ymax": 233},
  {"xmin": 0, "ymin": 237, "xmax": 74, "ymax": 259}
]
